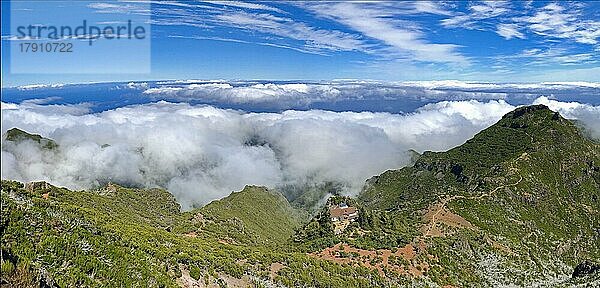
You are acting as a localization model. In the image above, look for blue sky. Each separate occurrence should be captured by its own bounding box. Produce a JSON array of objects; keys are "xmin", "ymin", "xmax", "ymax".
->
[{"xmin": 2, "ymin": 1, "xmax": 600, "ymax": 86}]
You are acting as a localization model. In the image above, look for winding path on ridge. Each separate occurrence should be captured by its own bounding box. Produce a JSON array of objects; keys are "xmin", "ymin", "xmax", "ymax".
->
[{"xmin": 424, "ymin": 175, "xmax": 523, "ymax": 237}]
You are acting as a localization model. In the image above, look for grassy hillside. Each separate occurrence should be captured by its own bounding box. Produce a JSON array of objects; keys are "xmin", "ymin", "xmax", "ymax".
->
[
  {"xmin": 0, "ymin": 181, "xmax": 385, "ymax": 287},
  {"xmin": 196, "ymin": 185, "xmax": 304, "ymax": 245}
]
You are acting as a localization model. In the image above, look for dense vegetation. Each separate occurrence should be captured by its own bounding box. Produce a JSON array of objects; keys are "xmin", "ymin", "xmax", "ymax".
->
[
  {"xmin": 2, "ymin": 105, "xmax": 599, "ymax": 287},
  {"xmin": 196, "ymin": 185, "xmax": 305, "ymax": 245},
  {"xmin": 294, "ymin": 195, "xmax": 417, "ymax": 252},
  {"xmin": 0, "ymin": 181, "xmax": 387, "ymax": 287}
]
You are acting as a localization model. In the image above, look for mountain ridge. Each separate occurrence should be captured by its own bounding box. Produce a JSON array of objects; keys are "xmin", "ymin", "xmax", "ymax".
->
[{"xmin": 298, "ymin": 104, "xmax": 600, "ymax": 286}]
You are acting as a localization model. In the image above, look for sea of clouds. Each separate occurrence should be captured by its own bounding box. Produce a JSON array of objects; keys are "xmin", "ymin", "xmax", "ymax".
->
[
  {"xmin": 5, "ymin": 80, "xmax": 600, "ymax": 113},
  {"xmin": 1, "ymin": 95, "xmax": 599, "ymax": 209},
  {"xmin": 141, "ymin": 80, "xmax": 600, "ymax": 110}
]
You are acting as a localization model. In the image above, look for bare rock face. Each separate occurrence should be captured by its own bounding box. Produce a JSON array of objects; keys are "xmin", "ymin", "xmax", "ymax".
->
[{"xmin": 572, "ymin": 260, "xmax": 600, "ymax": 278}]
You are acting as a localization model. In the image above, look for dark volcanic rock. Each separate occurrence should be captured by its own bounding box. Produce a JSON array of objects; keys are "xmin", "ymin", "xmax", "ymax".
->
[{"xmin": 572, "ymin": 260, "xmax": 600, "ymax": 278}]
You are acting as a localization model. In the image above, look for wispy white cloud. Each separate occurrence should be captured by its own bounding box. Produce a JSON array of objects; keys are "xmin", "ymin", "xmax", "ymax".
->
[
  {"xmin": 87, "ymin": 2, "xmax": 150, "ymax": 15},
  {"xmin": 44, "ymin": 0, "xmax": 600, "ymax": 78},
  {"xmin": 441, "ymin": 1, "xmax": 600, "ymax": 48},
  {"xmin": 211, "ymin": 11, "xmax": 368, "ymax": 53},
  {"xmin": 496, "ymin": 23, "xmax": 525, "ymax": 40},
  {"xmin": 469, "ymin": 1, "xmax": 510, "ymax": 17},
  {"xmin": 499, "ymin": 47, "xmax": 596, "ymax": 66},
  {"xmin": 114, "ymin": 1, "xmax": 470, "ymax": 63},
  {"xmin": 515, "ymin": 3, "xmax": 600, "ymax": 45},
  {"xmin": 304, "ymin": 2, "xmax": 468, "ymax": 64},
  {"xmin": 168, "ymin": 35, "xmax": 324, "ymax": 55},
  {"xmin": 441, "ymin": 1, "xmax": 511, "ymax": 29},
  {"xmin": 107, "ymin": 1, "xmax": 370, "ymax": 55},
  {"xmin": 519, "ymin": 66, "xmax": 600, "ymax": 83},
  {"xmin": 203, "ymin": 1, "xmax": 285, "ymax": 14},
  {"xmin": 412, "ymin": 1, "xmax": 453, "ymax": 16}
]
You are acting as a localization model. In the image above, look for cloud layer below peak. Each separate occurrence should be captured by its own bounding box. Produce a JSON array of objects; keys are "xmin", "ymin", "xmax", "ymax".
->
[{"xmin": 2, "ymin": 97, "xmax": 599, "ymax": 209}]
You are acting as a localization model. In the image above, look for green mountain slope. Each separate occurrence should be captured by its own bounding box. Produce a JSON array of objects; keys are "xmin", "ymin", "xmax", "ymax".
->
[
  {"xmin": 1, "ymin": 181, "xmax": 385, "ymax": 287},
  {"xmin": 195, "ymin": 185, "xmax": 304, "ymax": 245},
  {"xmin": 3, "ymin": 128, "xmax": 58, "ymax": 150},
  {"xmin": 353, "ymin": 105, "xmax": 600, "ymax": 286}
]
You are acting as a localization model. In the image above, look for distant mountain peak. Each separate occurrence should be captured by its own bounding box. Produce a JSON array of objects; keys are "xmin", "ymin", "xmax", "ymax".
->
[
  {"xmin": 504, "ymin": 104, "xmax": 552, "ymax": 119},
  {"xmin": 4, "ymin": 127, "xmax": 58, "ymax": 150},
  {"xmin": 354, "ymin": 104, "xmax": 599, "ymax": 285},
  {"xmin": 498, "ymin": 104, "xmax": 566, "ymax": 128}
]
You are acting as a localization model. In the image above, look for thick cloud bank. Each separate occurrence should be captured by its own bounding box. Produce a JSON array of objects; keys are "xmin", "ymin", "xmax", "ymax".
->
[
  {"xmin": 141, "ymin": 80, "xmax": 600, "ymax": 110},
  {"xmin": 2, "ymin": 97, "xmax": 599, "ymax": 209},
  {"xmin": 5, "ymin": 80, "xmax": 599, "ymax": 113}
]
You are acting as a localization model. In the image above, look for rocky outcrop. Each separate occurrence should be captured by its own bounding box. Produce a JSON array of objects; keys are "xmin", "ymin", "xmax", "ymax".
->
[{"xmin": 572, "ymin": 260, "xmax": 600, "ymax": 278}]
